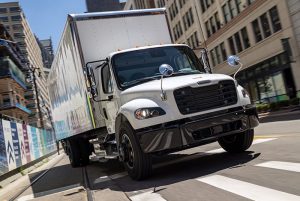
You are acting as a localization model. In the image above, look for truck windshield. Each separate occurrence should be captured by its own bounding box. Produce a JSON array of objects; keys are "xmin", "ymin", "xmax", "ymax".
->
[{"xmin": 112, "ymin": 46, "xmax": 206, "ymax": 89}]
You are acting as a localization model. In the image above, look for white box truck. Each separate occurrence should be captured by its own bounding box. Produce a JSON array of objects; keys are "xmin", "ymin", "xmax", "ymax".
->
[{"xmin": 48, "ymin": 9, "xmax": 259, "ymax": 180}]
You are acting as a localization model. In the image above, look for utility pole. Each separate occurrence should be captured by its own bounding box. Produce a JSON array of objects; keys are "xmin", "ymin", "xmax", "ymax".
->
[{"xmin": 26, "ymin": 66, "xmax": 44, "ymax": 129}]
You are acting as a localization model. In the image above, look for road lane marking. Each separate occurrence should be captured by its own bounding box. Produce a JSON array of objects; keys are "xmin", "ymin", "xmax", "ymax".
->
[
  {"xmin": 17, "ymin": 183, "xmax": 82, "ymax": 201},
  {"xmin": 205, "ymin": 138, "xmax": 277, "ymax": 154},
  {"xmin": 130, "ymin": 191, "xmax": 167, "ymax": 201},
  {"xmin": 197, "ymin": 175, "xmax": 300, "ymax": 201},
  {"xmin": 94, "ymin": 172, "xmax": 128, "ymax": 184},
  {"xmin": 255, "ymin": 161, "xmax": 300, "ymax": 173}
]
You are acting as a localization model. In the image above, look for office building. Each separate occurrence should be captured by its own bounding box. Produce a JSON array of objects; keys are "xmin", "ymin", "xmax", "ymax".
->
[
  {"xmin": 125, "ymin": 0, "xmax": 300, "ymax": 103},
  {"xmin": 124, "ymin": 0, "xmax": 155, "ymax": 10},
  {"xmin": 0, "ymin": 2, "xmax": 52, "ymax": 129},
  {"xmin": 0, "ymin": 23, "xmax": 31, "ymax": 123},
  {"xmin": 86, "ymin": 0, "xmax": 125, "ymax": 12}
]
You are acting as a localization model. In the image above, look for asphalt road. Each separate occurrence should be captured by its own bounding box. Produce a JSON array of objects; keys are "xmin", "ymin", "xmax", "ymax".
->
[{"xmin": 1, "ymin": 118, "xmax": 300, "ymax": 201}]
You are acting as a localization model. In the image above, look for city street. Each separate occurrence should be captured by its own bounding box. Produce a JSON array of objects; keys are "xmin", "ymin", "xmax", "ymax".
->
[{"xmin": 1, "ymin": 115, "xmax": 299, "ymax": 201}]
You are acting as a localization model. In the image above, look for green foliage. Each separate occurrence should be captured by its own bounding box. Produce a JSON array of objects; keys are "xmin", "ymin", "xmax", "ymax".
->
[
  {"xmin": 256, "ymin": 104, "xmax": 269, "ymax": 113},
  {"xmin": 290, "ymin": 98, "xmax": 299, "ymax": 105},
  {"xmin": 269, "ymin": 102, "xmax": 279, "ymax": 111}
]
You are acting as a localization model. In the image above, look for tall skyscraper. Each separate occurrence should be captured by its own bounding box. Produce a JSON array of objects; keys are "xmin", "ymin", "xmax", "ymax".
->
[
  {"xmin": 86, "ymin": 0, "xmax": 125, "ymax": 12},
  {"xmin": 0, "ymin": 2, "xmax": 52, "ymax": 129}
]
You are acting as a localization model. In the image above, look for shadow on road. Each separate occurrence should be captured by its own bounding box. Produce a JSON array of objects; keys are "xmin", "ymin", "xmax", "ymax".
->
[
  {"xmin": 26, "ymin": 150, "xmax": 260, "ymax": 198},
  {"xmin": 90, "ymin": 151, "xmax": 260, "ymax": 193},
  {"xmin": 259, "ymin": 112, "xmax": 300, "ymax": 123}
]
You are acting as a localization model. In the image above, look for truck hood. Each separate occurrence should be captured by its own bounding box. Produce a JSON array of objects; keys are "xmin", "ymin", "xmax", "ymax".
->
[{"xmin": 120, "ymin": 73, "xmax": 234, "ymax": 101}]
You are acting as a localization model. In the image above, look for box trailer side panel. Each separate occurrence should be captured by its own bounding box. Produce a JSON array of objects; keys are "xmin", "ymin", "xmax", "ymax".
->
[
  {"xmin": 75, "ymin": 11, "xmax": 172, "ymax": 63},
  {"xmin": 48, "ymin": 22, "xmax": 95, "ymax": 140}
]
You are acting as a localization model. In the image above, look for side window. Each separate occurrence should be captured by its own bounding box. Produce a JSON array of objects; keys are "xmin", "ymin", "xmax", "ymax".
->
[{"xmin": 101, "ymin": 64, "xmax": 113, "ymax": 94}]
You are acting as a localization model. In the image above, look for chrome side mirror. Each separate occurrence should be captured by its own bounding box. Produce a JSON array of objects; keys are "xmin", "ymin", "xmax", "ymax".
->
[
  {"xmin": 227, "ymin": 55, "xmax": 240, "ymax": 67},
  {"xmin": 227, "ymin": 55, "xmax": 243, "ymax": 81},
  {"xmin": 159, "ymin": 64, "xmax": 174, "ymax": 76}
]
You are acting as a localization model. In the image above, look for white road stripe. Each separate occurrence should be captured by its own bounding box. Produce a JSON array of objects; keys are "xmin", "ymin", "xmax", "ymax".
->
[
  {"xmin": 197, "ymin": 175, "xmax": 300, "ymax": 201},
  {"xmin": 205, "ymin": 138, "xmax": 277, "ymax": 154},
  {"xmin": 255, "ymin": 161, "xmax": 300, "ymax": 173},
  {"xmin": 94, "ymin": 172, "xmax": 128, "ymax": 184},
  {"xmin": 130, "ymin": 191, "xmax": 167, "ymax": 201}
]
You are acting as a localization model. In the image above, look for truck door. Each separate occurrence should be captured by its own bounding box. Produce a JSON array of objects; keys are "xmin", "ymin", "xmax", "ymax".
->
[{"xmin": 99, "ymin": 63, "xmax": 118, "ymax": 134}]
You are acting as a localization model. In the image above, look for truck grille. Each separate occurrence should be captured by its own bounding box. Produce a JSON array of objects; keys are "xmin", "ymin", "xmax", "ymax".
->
[{"xmin": 174, "ymin": 80, "xmax": 237, "ymax": 115}]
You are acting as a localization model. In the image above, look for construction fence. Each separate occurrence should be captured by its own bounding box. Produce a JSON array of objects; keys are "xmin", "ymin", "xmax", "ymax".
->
[{"xmin": 0, "ymin": 119, "xmax": 56, "ymax": 176}]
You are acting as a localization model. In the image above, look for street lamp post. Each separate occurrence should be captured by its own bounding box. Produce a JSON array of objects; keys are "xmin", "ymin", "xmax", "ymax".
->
[{"xmin": 26, "ymin": 66, "xmax": 44, "ymax": 129}]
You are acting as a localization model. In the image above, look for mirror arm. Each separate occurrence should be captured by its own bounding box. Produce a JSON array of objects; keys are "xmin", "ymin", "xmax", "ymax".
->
[
  {"xmin": 233, "ymin": 62, "xmax": 243, "ymax": 81},
  {"xmin": 160, "ymin": 75, "xmax": 167, "ymax": 101}
]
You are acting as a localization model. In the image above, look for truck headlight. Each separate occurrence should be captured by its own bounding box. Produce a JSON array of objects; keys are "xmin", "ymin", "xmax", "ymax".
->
[
  {"xmin": 241, "ymin": 88, "xmax": 249, "ymax": 98},
  {"xmin": 134, "ymin": 107, "xmax": 166, "ymax": 120}
]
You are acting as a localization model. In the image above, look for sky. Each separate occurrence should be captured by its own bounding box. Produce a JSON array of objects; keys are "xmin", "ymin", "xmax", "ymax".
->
[{"xmin": 0, "ymin": 0, "xmax": 86, "ymax": 51}]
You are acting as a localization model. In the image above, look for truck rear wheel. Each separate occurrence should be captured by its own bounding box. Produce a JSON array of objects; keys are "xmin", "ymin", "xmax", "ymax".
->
[
  {"xmin": 67, "ymin": 138, "xmax": 90, "ymax": 167},
  {"xmin": 218, "ymin": 129, "xmax": 254, "ymax": 153},
  {"xmin": 119, "ymin": 122, "xmax": 152, "ymax": 180}
]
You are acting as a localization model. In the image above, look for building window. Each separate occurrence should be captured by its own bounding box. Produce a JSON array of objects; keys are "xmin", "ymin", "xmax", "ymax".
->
[
  {"xmin": 187, "ymin": 31, "xmax": 199, "ymax": 49},
  {"xmin": 260, "ymin": 13, "xmax": 271, "ymax": 38},
  {"xmin": 179, "ymin": 0, "xmax": 186, "ymax": 8},
  {"xmin": 205, "ymin": 12, "xmax": 221, "ymax": 38},
  {"xmin": 200, "ymin": 0, "xmax": 214, "ymax": 13},
  {"xmin": 0, "ymin": 16, "xmax": 9, "ymax": 22},
  {"xmin": 269, "ymin": 6, "xmax": 281, "ymax": 33},
  {"xmin": 210, "ymin": 49, "xmax": 216, "ymax": 66},
  {"xmin": 9, "ymin": 7, "xmax": 20, "ymax": 12},
  {"xmin": 222, "ymin": 0, "xmax": 242, "ymax": 24},
  {"xmin": 205, "ymin": 21, "xmax": 211, "ymax": 38},
  {"xmin": 0, "ymin": 8, "xmax": 7, "ymax": 13},
  {"xmin": 215, "ymin": 12, "xmax": 221, "ymax": 30},
  {"xmin": 14, "ymin": 32, "xmax": 25, "ymax": 38},
  {"xmin": 12, "ymin": 24, "xmax": 22, "ymax": 30},
  {"xmin": 11, "ymin": 15, "xmax": 21, "ymax": 21},
  {"xmin": 229, "ymin": 0, "xmax": 238, "ymax": 18},
  {"xmin": 220, "ymin": 42, "xmax": 227, "ymax": 61},
  {"xmin": 5, "ymin": 26, "xmax": 10, "ymax": 31},
  {"xmin": 183, "ymin": 8, "xmax": 194, "ymax": 30},
  {"xmin": 241, "ymin": 27, "xmax": 250, "ymax": 49},
  {"xmin": 157, "ymin": 0, "xmax": 165, "ymax": 8},
  {"xmin": 222, "ymin": 4, "xmax": 231, "ymax": 23},
  {"xmin": 252, "ymin": 19, "xmax": 262, "ymax": 42},
  {"xmin": 173, "ymin": 21, "xmax": 183, "ymax": 41},
  {"xmin": 228, "ymin": 36, "xmax": 236, "ymax": 55},
  {"xmin": 234, "ymin": 32, "xmax": 243, "ymax": 53},
  {"xmin": 247, "ymin": 0, "xmax": 255, "ymax": 5},
  {"xmin": 169, "ymin": 1, "xmax": 179, "ymax": 21}
]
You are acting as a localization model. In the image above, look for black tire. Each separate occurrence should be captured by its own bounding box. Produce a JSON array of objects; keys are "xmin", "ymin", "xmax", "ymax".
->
[
  {"xmin": 119, "ymin": 122, "xmax": 152, "ymax": 180},
  {"xmin": 79, "ymin": 139, "xmax": 90, "ymax": 166},
  {"xmin": 67, "ymin": 139, "xmax": 81, "ymax": 167},
  {"xmin": 67, "ymin": 138, "xmax": 90, "ymax": 167},
  {"xmin": 218, "ymin": 129, "xmax": 254, "ymax": 153}
]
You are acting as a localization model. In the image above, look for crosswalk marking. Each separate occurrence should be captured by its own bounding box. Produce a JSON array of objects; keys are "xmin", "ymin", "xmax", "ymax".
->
[
  {"xmin": 197, "ymin": 175, "xmax": 300, "ymax": 201},
  {"xmin": 205, "ymin": 138, "xmax": 277, "ymax": 154},
  {"xmin": 255, "ymin": 161, "xmax": 300, "ymax": 173},
  {"xmin": 130, "ymin": 191, "xmax": 167, "ymax": 201}
]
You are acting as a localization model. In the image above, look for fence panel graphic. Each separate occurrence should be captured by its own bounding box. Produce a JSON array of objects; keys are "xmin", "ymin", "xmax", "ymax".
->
[{"xmin": 0, "ymin": 119, "xmax": 56, "ymax": 176}]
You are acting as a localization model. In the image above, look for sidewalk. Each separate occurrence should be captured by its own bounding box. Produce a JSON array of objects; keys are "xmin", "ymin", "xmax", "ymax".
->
[{"xmin": 258, "ymin": 105, "xmax": 300, "ymax": 119}]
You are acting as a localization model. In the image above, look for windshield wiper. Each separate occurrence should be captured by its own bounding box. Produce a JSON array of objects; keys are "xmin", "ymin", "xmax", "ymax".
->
[
  {"xmin": 122, "ymin": 76, "xmax": 161, "ymax": 87},
  {"xmin": 171, "ymin": 70, "xmax": 203, "ymax": 76}
]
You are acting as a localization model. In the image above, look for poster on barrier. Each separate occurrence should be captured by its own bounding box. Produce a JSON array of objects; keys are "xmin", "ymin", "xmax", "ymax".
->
[
  {"xmin": 27, "ymin": 125, "xmax": 35, "ymax": 161},
  {"xmin": 36, "ymin": 128, "xmax": 43, "ymax": 157},
  {"xmin": 31, "ymin": 126, "xmax": 40, "ymax": 159},
  {"xmin": 41, "ymin": 129, "xmax": 47, "ymax": 155},
  {"xmin": 23, "ymin": 124, "xmax": 31, "ymax": 163},
  {"xmin": 11, "ymin": 122, "xmax": 21, "ymax": 167},
  {"xmin": 2, "ymin": 120, "xmax": 16, "ymax": 171},
  {"xmin": 17, "ymin": 123, "xmax": 27, "ymax": 165},
  {"xmin": 0, "ymin": 120, "xmax": 8, "ymax": 176}
]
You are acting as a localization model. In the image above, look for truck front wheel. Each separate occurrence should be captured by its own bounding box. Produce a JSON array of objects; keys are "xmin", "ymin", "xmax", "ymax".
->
[
  {"xmin": 218, "ymin": 129, "xmax": 254, "ymax": 153},
  {"xmin": 119, "ymin": 122, "xmax": 152, "ymax": 180}
]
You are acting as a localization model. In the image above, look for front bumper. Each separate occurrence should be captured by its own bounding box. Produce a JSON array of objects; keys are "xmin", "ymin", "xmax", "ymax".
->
[{"xmin": 136, "ymin": 105, "xmax": 259, "ymax": 153}]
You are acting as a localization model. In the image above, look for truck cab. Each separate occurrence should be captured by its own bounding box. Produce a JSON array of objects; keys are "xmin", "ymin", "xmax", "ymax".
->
[{"xmin": 85, "ymin": 44, "xmax": 258, "ymax": 180}]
